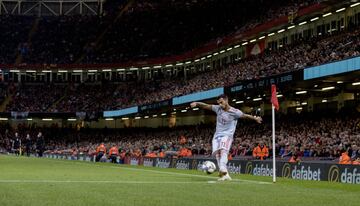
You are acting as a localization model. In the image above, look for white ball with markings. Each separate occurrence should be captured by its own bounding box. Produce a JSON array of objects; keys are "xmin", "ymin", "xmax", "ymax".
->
[{"xmin": 202, "ymin": 161, "xmax": 216, "ymax": 174}]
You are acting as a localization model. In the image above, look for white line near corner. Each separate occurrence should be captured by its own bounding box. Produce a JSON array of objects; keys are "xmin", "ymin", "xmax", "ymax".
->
[
  {"xmin": 9, "ymin": 157, "xmax": 272, "ymax": 185},
  {"xmin": 0, "ymin": 180, "xmax": 221, "ymax": 184},
  {"xmin": 105, "ymin": 165, "xmax": 272, "ymax": 185}
]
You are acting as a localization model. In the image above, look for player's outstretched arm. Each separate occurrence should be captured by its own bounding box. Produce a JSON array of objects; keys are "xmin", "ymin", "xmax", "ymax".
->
[
  {"xmin": 190, "ymin": 102, "xmax": 213, "ymax": 111},
  {"xmin": 241, "ymin": 114, "xmax": 262, "ymax": 124}
]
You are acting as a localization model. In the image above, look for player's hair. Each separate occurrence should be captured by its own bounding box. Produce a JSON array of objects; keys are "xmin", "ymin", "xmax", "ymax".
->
[{"xmin": 217, "ymin": 94, "xmax": 228, "ymax": 100}]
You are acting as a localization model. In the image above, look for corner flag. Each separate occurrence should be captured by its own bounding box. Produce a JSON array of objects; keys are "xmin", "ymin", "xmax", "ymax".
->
[{"xmin": 271, "ymin": 84, "xmax": 279, "ymax": 111}]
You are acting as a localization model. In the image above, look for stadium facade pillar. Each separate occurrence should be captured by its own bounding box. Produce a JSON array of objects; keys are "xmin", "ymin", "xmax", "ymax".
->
[
  {"xmin": 338, "ymin": 90, "xmax": 345, "ymax": 111},
  {"xmin": 307, "ymin": 96, "xmax": 314, "ymax": 112},
  {"xmin": 259, "ymin": 103, "xmax": 266, "ymax": 116},
  {"xmin": 184, "ymin": 67, "xmax": 187, "ymax": 79},
  {"xmin": 279, "ymin": 100, "xmax": 289, "ymax": 114},
  {"xmin": 18, "ymin": 72, "xmax": 21, "ymax": 83}
]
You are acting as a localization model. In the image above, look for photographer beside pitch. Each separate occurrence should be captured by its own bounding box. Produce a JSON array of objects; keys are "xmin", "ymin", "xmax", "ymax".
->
[{"xmin": 190, "ymin": 94, "xmax": 262, "ymax": 181}]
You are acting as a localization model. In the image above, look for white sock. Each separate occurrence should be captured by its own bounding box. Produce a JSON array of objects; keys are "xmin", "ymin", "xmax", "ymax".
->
[
  {"xmin": 215, "ymin": 152, "xmax": 221, "ymax": 171},
  {"xmin": 219, "ymin": 150, "xmax": 228, "ymax": 173}
]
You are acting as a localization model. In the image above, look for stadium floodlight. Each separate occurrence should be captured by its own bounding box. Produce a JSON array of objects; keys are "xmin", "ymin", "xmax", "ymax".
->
[
  {"xmin": 267, "ymin": 33, "xmax": 275, "ymax": 37},
  {"xmin": 219, "ymin": 50, "xmax": 225, "ymax": 54},
  {"xmin": 250, "ymin": 39, "xmax": 256, "ymax": 43},
  {"xmin": 116, "ymin": 68, "xmax": 125, "ymax": 71},
  {"xmin": 310, "ymin": 17, "xmax": 319, "ymax": 22},
  {"xmin": 241, "ymin": 42, "xmax": 248, "ymax": 46},
  {"xmin": 185, "ymin": 61, "xmax": 192, "ymax": 64},
  {"xmin": 130, "ymin": 67, "xmax": 138, "ymax": 71},
  {"xmin": 207, "ymin": 54, "xmax": 212, "ymax": 58},
  {"xmin": 142, "ymin": 67, "xmax": 150, "ymax": 70},
  {"xmin": 161, "ymin": 113, "xmax": 167, "ymax": 116},
  {"xmin": 321, "ymin": 86, "xmax": 335, "ymax": 91},
  {"xmin": 336, "ymin": 8, "xmax": 346, "ymax": 12},
  {"xmin": 352, "ymin": 82, "xmax": 360, "ymax": 86},
  {"xmin": 101, "ymin": 69, "xmax": 111, "ymax": 72},
  {"xmin": 152, "ymin": 114, "xmax": 158, "ymax": 117},
  {"xmin": 175, "ymin": 63, "xmax": 183, "ymax": 66},
  {"xmin": 276, "ymin": 94, "xmax": 283, "ymax": 98},
  {"xmin": 181, "ymin": 109, "xmax": 187, "ymax": 113},
  {"xmin": 296, "ymin": 107, "xmax": 303, "ymax": 111},
  {"xmin": 9, "ymin": 70, "xmax": 20, "ymax": 72},
  {"xmin": 233, "ymin": 45, "xmax": 240, "ymax": 48},
  {"xmin": 350, "ymin": 3, "xmax": 360, "ymax": 7},
  {"xmin": 296, "ymin": 91, "xmax": 307, "ymax": 94},
  {"xmin": 301, "ymin": 102, "xmax": 308, "ymax": 105},
  {"xmin": 194, "ymin": 59, "xmax": 200, "ymax": 62},
  {"xmin": 121, "ymin": 117, "xmax": 129, "ymax": 120},
  {"xmin": 42, "ymin": 118, "xmax": 53, "ymax": 121},
  {"xmin": 277, "ymin": 29, "xmax": 285, "ymax": 33},
  {"xmin": 67, "ymin": 118, "xmax": 76, "ymax": 121},
  {"xmin": 226, "ymin": 47, "xmax": 232, "ymax": 51},
  {"xmin": 192, "ymin": 108, "xmax": 199, "ymax": 111},
  {"xmin": 322, "ymin": 99, "xmax": 328, "ymax": 103},
  {"xmin": 171, "ymin": 112, "xmax": 177, "ymax": 115},
  {"xmin": 88, "ymin": 69, "xmax": 98, "ymax": 72},
  {"xmin": 232, "ymin": 99, "xmax": 236, "ymax": 102},
  {"xmin": 144, "ymin": 116, "xmax": 149, "ymax": 119},
  {"xmin": 73, "ymin": 70, "xmax": 82, "ymax": 73},
  {"xmin": 337, "ymin": 81, "xmax": 343, "ymax": 84},
  {"xmin": 26, "ymin": 118, "xmax": 33, "ymax": 121},
  {"xmin": 105, "ymin": 118, "xmax": 114, "ymax": 121},
  {"xmin": 0, "ymin": 117, "xmax": 8, "ymax": 121},
  {"xmin": 299, "ymin": 21, "xmax": 307, "ymax": 25},
  {"xmin": 200, "ymin": 57, "xmax": 206, "ymax": 60},
  {"xmin": 259, "ymin": 36, "xmax": 266, "ymax": 40},
  {"xmin": 153, "ymin": 65, "xmax": 162, "ymax": 68},
  {"xmin": 253, "ymin": 98, "xmax": 262, "ymax": 101},
  {"xmin": 322, "ymin": 12, "xmax": 332, "ymax": 17},
  {"xmin": 165, "ymin": 64, "xmax": 173, "ymax": 67},
  {"xmin": 26, "ymin": 70, "xmax": 36, "ymax": 73},
  {"xmin": 212, "ymin": 52, "xmax": 219, "ymax": 56},
  {"xmin": 235, "ymin": 100, "xmax": 243, "ymax": 104},
  {"xmin": 287, "ymin": 25, "xmax": 295, "ymax": 29},
  {"xmin": 58, "ymin": 70, "xmax": 68, "ymax": 73},
  {"xmin": 134, "ymin": 117, "xmax": 141, "ymax": 120}
]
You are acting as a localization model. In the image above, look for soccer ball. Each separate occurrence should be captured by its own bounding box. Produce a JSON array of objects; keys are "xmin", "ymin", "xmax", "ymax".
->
[{"xmin": 201, "ymin": 161, "xmax": 216, "ymax": 174}]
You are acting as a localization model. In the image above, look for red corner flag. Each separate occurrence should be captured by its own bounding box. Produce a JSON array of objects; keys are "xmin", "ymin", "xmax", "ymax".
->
[{"xmin": 271, "ymin": 84, "xmax": 279, "ymax": 111}]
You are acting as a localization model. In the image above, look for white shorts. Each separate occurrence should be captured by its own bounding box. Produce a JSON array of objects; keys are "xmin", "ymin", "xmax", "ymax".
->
[{"xmin": 212, "ymin": 135, "xmax": 233, "ymax": 155}]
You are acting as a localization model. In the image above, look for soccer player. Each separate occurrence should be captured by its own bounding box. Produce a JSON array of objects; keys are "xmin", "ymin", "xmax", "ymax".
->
[{"xmin": 190, "ymin": 94, "xmax": 262, "ymax": 181}]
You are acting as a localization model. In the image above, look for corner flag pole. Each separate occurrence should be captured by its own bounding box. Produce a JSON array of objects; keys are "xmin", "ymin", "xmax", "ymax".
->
[
  {"xmin": 272, "ymin": 104, "xmax": 276, "ymax": 183},
  {"xmin": 270, "ymin": 84, "xmax": 279, "ymax": 183}
]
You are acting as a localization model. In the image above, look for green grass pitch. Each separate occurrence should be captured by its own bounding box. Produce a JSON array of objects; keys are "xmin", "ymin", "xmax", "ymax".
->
[{"xmin": 0, "ymin": 155, "xmax": 359, "ymax": 206}]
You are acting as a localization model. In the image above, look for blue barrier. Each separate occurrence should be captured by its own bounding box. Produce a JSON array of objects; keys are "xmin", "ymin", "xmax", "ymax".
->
[
  {"xmin": 172, "ymin": 87, "xmax": 224, "ymax": 105},
  {"xmin": 103, "ymin": 106, "xmax": 138, "ymax": 117},
  {"xmin": 304, "ymin": 56, "xmax": 360, "ymax": 80}
]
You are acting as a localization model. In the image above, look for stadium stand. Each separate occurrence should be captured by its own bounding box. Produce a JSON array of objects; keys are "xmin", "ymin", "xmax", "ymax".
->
[
  {"xmin": 1, "ymin": 111, "xmax": 359, "ymax": 162},
  {"xmin": 0, "ymin": 0, "xmax": 318, "ymax": 65},
  {"xmin": 4, "ymin": 28, "xmax": 360, "ymax": 112}
]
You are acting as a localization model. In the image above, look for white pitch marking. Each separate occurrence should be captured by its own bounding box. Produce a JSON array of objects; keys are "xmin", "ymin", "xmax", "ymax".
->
[
  {"xmin": 0, "ymin": 180, "xmax": 221, "ymax": 184},
  {"xmin": 7, "ymin": 156, "xmax": 272, "ymax": 185},
  {"xmin": 103, "ymin": 165, "xmax": 272, "ymax": 185}
]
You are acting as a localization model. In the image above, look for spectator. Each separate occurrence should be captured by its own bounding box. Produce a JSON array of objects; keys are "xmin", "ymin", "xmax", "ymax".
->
[{"xmin": 253, "ymin": 141, "xmax": 269, "ymax": 160}]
